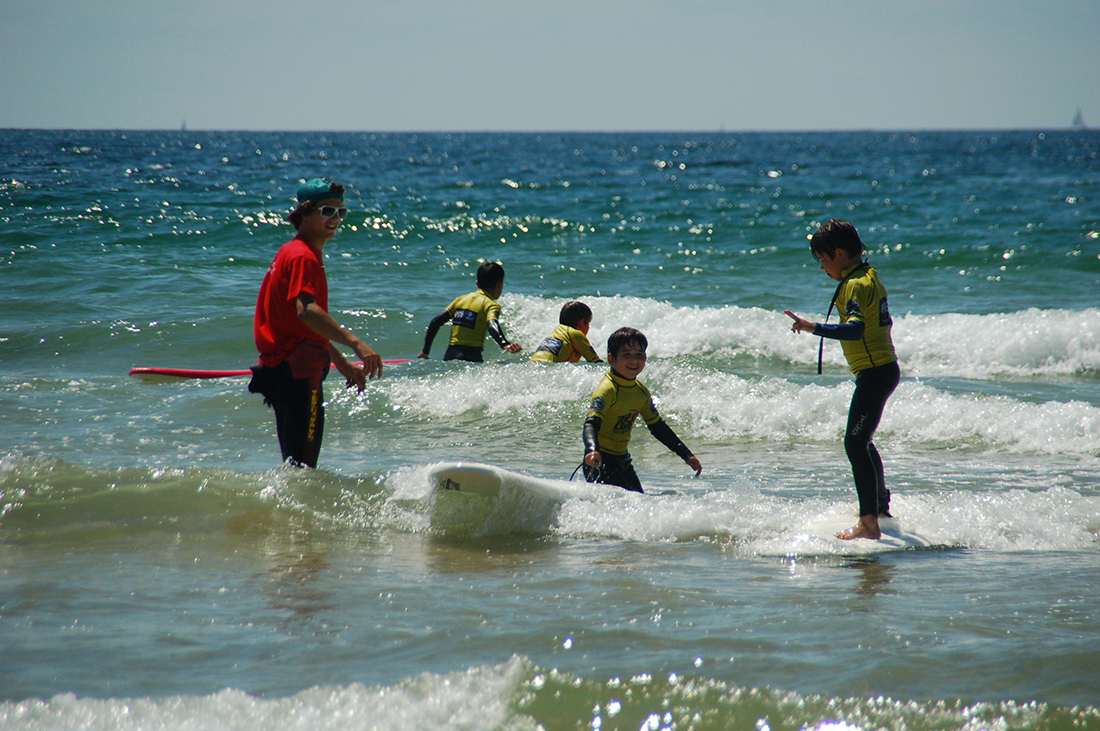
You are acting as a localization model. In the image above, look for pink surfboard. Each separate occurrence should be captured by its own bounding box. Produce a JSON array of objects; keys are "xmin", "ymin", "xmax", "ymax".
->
[{"xmin": 129, "ymin": 360, "xmax": 411, "ymax": 382}]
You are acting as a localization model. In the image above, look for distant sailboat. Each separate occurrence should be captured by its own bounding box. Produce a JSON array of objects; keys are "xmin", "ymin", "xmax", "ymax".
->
[{"xmin": 1072, "ymin": 107, "xmax": 1086, "ymax": 130}]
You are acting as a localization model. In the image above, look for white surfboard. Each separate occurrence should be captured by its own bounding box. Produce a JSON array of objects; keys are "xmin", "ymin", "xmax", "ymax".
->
[
  {"xmin": 794, "ymin": 513, "xmax": 934, "ymax": 552},
  {"xmin": 428, "ymin": 461, "xmax": 603, "ymax": 502},
  {"xmin": 426, "ymin": 461, "xmax": 617, "ymax": 534}
]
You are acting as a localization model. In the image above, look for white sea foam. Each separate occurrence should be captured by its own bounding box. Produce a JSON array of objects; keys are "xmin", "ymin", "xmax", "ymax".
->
[
  {"xmin": 372, "ymin": 360, "xmax": 1100, "ymax": 458},
  {"xmin": 0, "ymin": 657, "xmax": 531, "ymax": 731},
  {"xmin": 383, "ymin": 361, "xmax": 600, "ymax": 418},
  {"xmin": 382, "ymin": 464, "xmax": 1100, "ymax": 555},
  {"xmin": 551, "ymin": 476, "xmax": 1100, "ymax": 555},
  {"xmin": 506, "ymin": 293, "xmax": 802, "ymax": 362},
  {"xmin": 504, "ymin": 295, "xmax": 1100, "ymax": 379},
  {"xmin": 655, "ymin": 366, "xmax": 1100, "ymax": 456},
  {"xmin": 896, "ymin": 308, "xmax": 1100, "ymax": 379}
]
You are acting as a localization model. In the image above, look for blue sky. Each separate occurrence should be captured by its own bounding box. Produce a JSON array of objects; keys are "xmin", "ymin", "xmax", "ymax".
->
[{"xmin": 2, "ymin": 0, "xmax": 1097, "ymax": 131}]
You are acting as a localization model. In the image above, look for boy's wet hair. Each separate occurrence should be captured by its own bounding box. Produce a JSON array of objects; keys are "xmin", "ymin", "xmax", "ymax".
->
[
  {"xmin": 287, "ymin": 181, "xmax": 345, "ymax": 230},
  {"xmin": 809, "ymin": 219, "xmax": 865, "ymax": 260},
  {"xmin": 476, "ymin": 261, "xmax": 506, "ymax": 290},
  {"xmin": 559, "ymin": 301, "xmax": 592, "ymax": 327},
  {"xmin": 606, "ymin": 327, "xmax": 647, "ymax": 359}
]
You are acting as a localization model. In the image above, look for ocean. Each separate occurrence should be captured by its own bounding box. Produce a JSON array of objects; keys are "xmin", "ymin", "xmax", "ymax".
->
[{"xmin": 1, "ymin": 129, "xmax": 1098, "ymax": 730}]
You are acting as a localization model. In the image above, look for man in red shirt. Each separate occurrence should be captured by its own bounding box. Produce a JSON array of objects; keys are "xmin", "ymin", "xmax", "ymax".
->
[{"xmin": 250, "ymin": 178, "xmax": 383, "ymax": 467}]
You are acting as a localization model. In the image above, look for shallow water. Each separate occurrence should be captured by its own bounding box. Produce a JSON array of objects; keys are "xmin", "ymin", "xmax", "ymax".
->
[{"xmin": 2, "ymin": 129, "xmax": 1099, "ymax": 729}]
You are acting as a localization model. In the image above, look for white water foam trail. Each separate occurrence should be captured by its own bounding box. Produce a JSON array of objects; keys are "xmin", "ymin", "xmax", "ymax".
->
[
  {"xmin": 506, "ymin": 295, "xmax": 1100, "ymax": 379},
  {"xmin": 375, "ymin": 361, "xmax": 1100, "ymax": 458}
]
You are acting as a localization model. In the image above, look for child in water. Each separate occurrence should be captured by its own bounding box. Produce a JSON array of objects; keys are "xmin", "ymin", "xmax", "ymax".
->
[
  {"xmin": 530, "ymin": 300, "xmax": 602, "ymax": 363},
  {"xmin": 418, "ymin": 261, "xmax": 523, "ymax": 362},
  {"xmin": 784, "ymin": 219, "xmax": 900, "ymax": 540},
  {"xmin": 582, "ymin": 327, "xmax": 702, "ymax": 492}
]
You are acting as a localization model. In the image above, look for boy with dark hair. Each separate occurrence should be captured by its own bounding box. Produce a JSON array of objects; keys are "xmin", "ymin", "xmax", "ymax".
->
[
  {"xmin": 250, "ymin": 178, "xmax": 384, "ymax": 468},
  {"xmin": 582, "ymin": 327, "xmax": 702, "ymax": 492},
  {"xmin": 531, "ymin": 300, "xmax": 602, "ymax": 363},
  {"xmin": 418, "ymin": 261, "xmax": 523, "ymax": 362},
  {"xmin": 784, "ymin": 218, "xmax": 900, "ymax": 540}
]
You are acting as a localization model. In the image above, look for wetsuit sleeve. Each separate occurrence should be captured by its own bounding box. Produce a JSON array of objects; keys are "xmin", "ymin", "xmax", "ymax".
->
[
  {"xmin": 647, "ymin": 419, "xmax": 694, "ymax": 462},
  {"xmin": 813, "ymin": 321, "xmax": 865, "ymax": 341},
  {"xmin": 487, "ymin": 318, "xmax": 512, "ymax": 350},
  {"xmin": 583, "ymin": 415, "xmax": 602, "ymax": 454},
  {"xmin": 579, "ymin": 335, "xmax": 602, "ymax": 363},
  {"xmin": 422, "ymin": 310, "xmax": 452, "ymax": 355}
]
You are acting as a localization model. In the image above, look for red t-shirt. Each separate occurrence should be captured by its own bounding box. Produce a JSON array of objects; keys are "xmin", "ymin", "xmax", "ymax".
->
[{"xmin": 254, "ymin": 237, "xmax": 329, "ymax": 368}]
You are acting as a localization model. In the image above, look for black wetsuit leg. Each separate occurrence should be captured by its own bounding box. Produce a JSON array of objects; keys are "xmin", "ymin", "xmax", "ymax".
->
[
  {"xmin": 844, "ymin": 361, "xmax": 900, "ymax": 517},
  {"xmin": 254, "ymin": 361, "xmax": 325, "ymax": 468},
  {"xmin": 583, "ymin": 452, "xmax": 643, "ymax": 493}
]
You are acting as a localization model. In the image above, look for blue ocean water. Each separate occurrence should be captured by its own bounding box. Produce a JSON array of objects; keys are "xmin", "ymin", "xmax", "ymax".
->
[{"xmin": 1, "ymin": 129, "xmax": 1099, "ymax": 730}]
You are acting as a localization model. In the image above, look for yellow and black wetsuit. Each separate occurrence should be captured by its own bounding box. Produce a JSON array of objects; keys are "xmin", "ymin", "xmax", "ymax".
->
[
  {"xmin": 820, "ymin": 263, "xmax": 897, "ymax": 374},
  {"xmin": 815, "ymin": 261, "xmax": 900, "ymax": 517},
  {"xmin": 422, "ymin": 288, "xmax": 514, "ymax": 362},
  {"xmin": 581, "ymin": 369, "xmax": 694, "ymax": 493},
  {"xmin": 530, "ymin": 324, "xmax": 601, "ymax": 363}
]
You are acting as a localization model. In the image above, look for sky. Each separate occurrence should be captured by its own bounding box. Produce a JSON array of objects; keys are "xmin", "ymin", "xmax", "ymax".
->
[{"xmin": 1, "ymin": 0, "xmax": 1097, "ymax": 132}]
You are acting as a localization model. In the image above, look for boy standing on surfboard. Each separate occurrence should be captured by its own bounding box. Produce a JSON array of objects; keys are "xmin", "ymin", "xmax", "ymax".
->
[
  {"xmin": 417, "ymin": 261, "xmax": 523, "ymax": 362},
  {"xmin": 784, "ymin": 219, "xmax": 900, "ymax": 540},
  {"xmin": 582, "ymin": 327, "xmax": 702, "ymax": 492},
  {"xmin": 530, "ymin": 300, "xmax": 602, "ymax": 363},
  {"xmin": 250, "ymin": 178, "xmax": 384, "ymax": 468}
]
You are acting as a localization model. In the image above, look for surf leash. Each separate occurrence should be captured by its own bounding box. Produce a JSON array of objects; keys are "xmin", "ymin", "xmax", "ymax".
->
[{"xmin": 818, "ymin": 261, "xmax": 869, "ymax": 374}]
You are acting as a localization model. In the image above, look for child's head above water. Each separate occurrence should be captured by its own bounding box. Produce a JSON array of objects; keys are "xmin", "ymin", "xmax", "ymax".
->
[
  {"xmin": 606, "ymin": 327, "xmax": 648, "ymax": 379},
  {"xmin": 476, "ymin": 261, "xmax": 506, "ymax": 292},
  {"xmin": 606, "ymin": 327, "xmax": 647, "ymax": 359},
  {"xmin": 559, "ymin": 301, "xmax": 593, "ymax": 329},
  {"xmin": 809, "ymin": 219, "xmax": 865, "ymax": 262}
]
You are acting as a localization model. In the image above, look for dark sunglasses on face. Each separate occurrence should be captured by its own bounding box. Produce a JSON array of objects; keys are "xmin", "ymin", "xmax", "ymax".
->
[{"xmin": 317, "ymin": 205, "xmax": 348, "ymax": 220}]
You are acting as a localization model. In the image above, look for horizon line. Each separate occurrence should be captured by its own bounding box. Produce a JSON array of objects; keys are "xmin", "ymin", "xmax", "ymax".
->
[{"xmin": 1, "ymin": 125, "xmax": 1091, "ymax": 134}]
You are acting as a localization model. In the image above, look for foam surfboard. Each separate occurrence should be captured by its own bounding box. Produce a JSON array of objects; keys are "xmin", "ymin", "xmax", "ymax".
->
[
  {"xmin": 428, "ymin": 461, "xmax": 613, "ymax": 503},
  {"xmin": 129, "ymin": 360, "xmax": 411, "ymax": 382},
  {"xmin": 425, "ymin": 461, "xmax": 628, "ymax": 534}
]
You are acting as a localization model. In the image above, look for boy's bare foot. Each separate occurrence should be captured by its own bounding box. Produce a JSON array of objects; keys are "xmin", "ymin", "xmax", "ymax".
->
[{"xmin": 837, "ymin": 515, "xmax": 881, "ymax": 540}]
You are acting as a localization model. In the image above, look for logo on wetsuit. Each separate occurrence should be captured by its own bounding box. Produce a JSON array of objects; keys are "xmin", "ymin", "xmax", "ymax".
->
[
  {"xmin": 614, "ymin": 410, "xmax": 640, "ymax": 433},
  {"xmin": 535, "ymin": 337, "xmax": 564, "ymax": 356},
  {"xmin": 452, "ymin": 308, "xmax": 478, "ymax": 329}
]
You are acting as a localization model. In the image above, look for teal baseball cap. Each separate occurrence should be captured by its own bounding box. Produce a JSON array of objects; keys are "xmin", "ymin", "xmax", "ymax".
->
[{"xmin": 296, "ymin": 178, "xmax": 343, "ymax": 205}]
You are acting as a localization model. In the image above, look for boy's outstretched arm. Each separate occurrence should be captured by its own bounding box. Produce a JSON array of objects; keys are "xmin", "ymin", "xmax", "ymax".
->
[
  {"xmin": 488, "ymin": 318, "xmax": 522, "ymax": 354},
  {"xmin": 784, "ymin": 310, "xmax": 865, "ymax": 340},
  {"xmin": 581, "ymin": 343, "xmax": 603, "ymax": 363},
  {"xmin": 648, "ymin": 420, "xmax": 702, "ymax": 477},
  {"xmin": 418, "ymin": 310, "xmax": 451, "ymax": 358}
]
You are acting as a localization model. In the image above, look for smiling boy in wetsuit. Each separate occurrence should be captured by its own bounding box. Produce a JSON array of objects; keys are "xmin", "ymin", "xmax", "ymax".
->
[
  {"xmin": 582, "ymin": 327, "xmax": 702, "ymax": 492},
  {"xmin": 418, "ymin": 261, "xmax": 523, "ymax": 362},
  {"xmin": 531, "ymin": 300, "xmax": 602, "ymax": 363}
]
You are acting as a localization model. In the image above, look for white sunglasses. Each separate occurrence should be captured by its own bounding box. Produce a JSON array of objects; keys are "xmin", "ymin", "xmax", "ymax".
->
[{"xmin": 317, "ymin": 205, "xmax": 348, "ymax": 220}]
